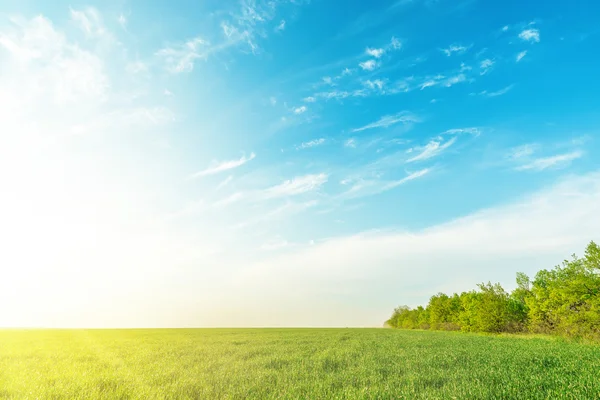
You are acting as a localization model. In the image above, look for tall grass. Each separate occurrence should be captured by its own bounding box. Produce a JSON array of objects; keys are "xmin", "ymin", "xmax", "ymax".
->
[{"xmin": 1, "ymin": 329, "xmax": 599, "ymax": 399}]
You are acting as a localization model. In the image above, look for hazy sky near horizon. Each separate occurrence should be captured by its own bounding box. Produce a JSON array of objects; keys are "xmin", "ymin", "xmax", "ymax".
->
[{"xmin": 1, "ymin": 0, "xmax": 599, "ymax": 328}]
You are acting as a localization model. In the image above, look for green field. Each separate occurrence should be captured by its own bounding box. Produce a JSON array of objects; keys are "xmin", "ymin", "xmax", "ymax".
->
[{"xmin": 1, "ymin": 329, "xmax": 599, "ymax": 399}]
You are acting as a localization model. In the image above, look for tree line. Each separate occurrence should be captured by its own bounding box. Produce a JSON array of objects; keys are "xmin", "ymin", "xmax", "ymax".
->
[{"xmin": 385, "ymin": 241, "xmax": 600, "ymax": 341}]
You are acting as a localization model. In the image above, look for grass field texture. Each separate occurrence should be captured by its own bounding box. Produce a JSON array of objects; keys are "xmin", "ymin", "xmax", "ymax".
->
[{"xmin": 1, "ymin": 329, "xmax": 599, "ymax": 399}]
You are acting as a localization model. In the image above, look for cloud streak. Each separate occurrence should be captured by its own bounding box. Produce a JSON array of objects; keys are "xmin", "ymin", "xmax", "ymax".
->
[
  {"xmin": 189, "ymin": 153, "xmax": 256, "ymax": 179},
  {"xmin": 262, "ymin": 173, "xmax": 328, "ymax": 199},
  {"xmin": 352, "ymin": 112, "xmax": 419, "ymax": 132},
  {"xmin": 516, "ymin": 50, "xmax": 528, "ymax": 62},
  {"xmin": 441, "ymin": 44, "xmax": 469, "ymax": 56},
  {"xmin": 407, "ymin": 137, "xmax": 458, "ymax": 162},
  {"xmin": 296, "ymin": 138, "xmax": 326, "ymax": 150},
  {"xmin": 156, "ymin": 37, "xmax": 208, "ymax": 73},
  {"xmin": 515, "ymin": 151, "xmax": 583, "ymax": 171},
  {"xmin": 359, "ymin": 59, "xmax": 378, "ymax": 71},
  {"xmin": 519, "ymin": 28, "xmax": 540, "ymax": 43}
]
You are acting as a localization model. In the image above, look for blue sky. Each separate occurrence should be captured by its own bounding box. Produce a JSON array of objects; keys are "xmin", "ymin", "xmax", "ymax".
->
[{"xmin": 0, "ymin": 0, "xmax": 599, "ymax": 327}]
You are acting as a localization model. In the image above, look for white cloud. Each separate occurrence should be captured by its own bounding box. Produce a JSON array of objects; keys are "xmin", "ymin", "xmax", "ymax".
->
[
  {"xmin": 352, "ymin": 111, "xmax": 419, "ymax": 132},
  {"xmin": 262, "ymin": 173, "xmax": 328, "ymax": 199},
  {"xmin": 216, "ymin": 175, "xmax": 234, "ymax": 191},
  {"xmin": 313, "ymin": 89, "xmax": 370, "ymax": 101},
  {"xmin": 340, "ymin": 169, "xmax": 430, "ymax": 200},
  {"xmin": 293, "ymin": 105, "xmax": 307, "ymax": 114},
  {"xmin": 381, "ymin": 168, "xmax": 430, "ymax": 191},
  {"xmin": 516, "ymin": 50, "xmax": 528, "ymax": 62},
  {"xmin": 359, "ymin": 59, "xmax": 377, "ymax": 71},
  {"xmin": 363, "ymin": 79, "xmax": 386, "ymax": 91},
  {"xmin": 303, "ymin": 96, "xmax": 316, "ymax": 103},
  {"xmin": 155, "ymin": 37, "xmax": 208, "ymax": 73},
  {"xmin": 515, "ymin": 151, "xmax": 583, "ymax": 171},
  {"xmin": 509, "ymin": 144, "xmax": 537, "ymax": 160},
  {"xmin": 502, "ymin": 25, "xmax": 509, "ymax": 32},
  {"xmin": 0, "ymin": 15, "xmax": 109, "ymax": 106},
  {"xmin": 341, "ymin": 67, "xmax": 353, "ymax": 76},
  {"xmin": 443, "ymin": 74, "xmax": 466, "ymax": 87},
  {"xmin": 366, "ymin": 47, "xmax": 385, "ymax": 58},
  {"xmin": 322, "ymin": 76, "xmax": 334, "ymax": 85},
  {"xmin": 485, "ymin": 84, "xmax": 514, "ymax": 97},
  {"xmin": 519, "ymin": 28, "xmax": 540, "ymax": 43},
  {"xmin": 406, "ymin": 137, "xmax": 458, "ymax": 162},
  {"xmin": 443, "ymin": 127, "xmax": 481, "ymax": 136},
  {"xmin": 390, "ymin": 36, "xmax": 402, "ymax": 50},
  {"xmin": 70, "ymin": 7, "xmax": 106, "ymax": 38},
  {"xmin": 118, "ymin": 14, "xmax": 127, "ymax": 29},
  {"xmin": 441, "ymin": 44, "xmax": 469, "ymax": 56},
  {"xmin": 296, "ymin": 138, "xmax": 325, "ymax": 150},
  {"xmin": 420, "ymin": 80, "xmax": 437, "ymax": 90},
  {"xmin": 480, "ymin": 58, "xmax": 494, "ymax": 74},
  {"xmin": 219, "ymin": 0, "xmax": 305, "ymax": 53},
  {"xmin": 275, "ymin": 19, "xmax": 286, "ymax": 32},
  {"xmin": 345, "ymin": 138, "xmax": 357, "ymax": 148},
  {"xmin": 189, "ymin": 153, "xmax": 256, "ymax": 179}
]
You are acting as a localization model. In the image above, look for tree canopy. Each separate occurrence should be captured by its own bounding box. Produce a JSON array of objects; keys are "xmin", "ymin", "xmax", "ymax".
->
[{"xmin": 386, "ymin": 241, "xmax": 600, "ymax": 341}]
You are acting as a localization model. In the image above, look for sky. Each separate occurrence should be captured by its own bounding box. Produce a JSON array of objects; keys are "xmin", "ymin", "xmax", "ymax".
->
[{"xmin": 0, "ymin": 0, "xmax": 599, "ymax": 328}]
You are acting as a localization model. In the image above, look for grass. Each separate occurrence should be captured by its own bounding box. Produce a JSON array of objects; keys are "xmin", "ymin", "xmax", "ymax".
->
[{"xmin": 1, "ymin": 328, "xmax": 599, "ymax": 399}]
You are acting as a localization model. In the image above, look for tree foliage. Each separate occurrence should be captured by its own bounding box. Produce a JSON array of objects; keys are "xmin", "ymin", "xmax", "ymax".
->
[{"xmin": 386, "ymin": 241, "xmax": 600, "ymax": 340}]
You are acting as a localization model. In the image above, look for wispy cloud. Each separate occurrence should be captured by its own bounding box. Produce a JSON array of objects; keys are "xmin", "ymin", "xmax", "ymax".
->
[
  {"xmin": 480, "ymin": 59, "xmax": 494, "ymax": 75},
  {"xmin": 352, "ymin": 112, "xmax": 419, "ymax": 132},
  {"xmin": 303, "ymin": 96, "xmax": 316, "ymax": 103},
  {"xmin": 221, "ymin": 0, "xmax": 303, "ymax": 53},
  {"xmin": 345, "ymin": 138, "xmax": 357, "ymax": 148},
  {"xmin": 363, "ymin": 79, "xmax": 386, "ymax": 91},
  {"xmin": 508, "ymin": 144, "xmax": 538, "ymax": 160},
  {"xmin": 443, "ymin": 74, "xmax": 466, "ymax": 87},
  {"xmin": 515, "ymin": 151, "xmax": 583, "ymax": 171},
  {"xmin": 189, "ymin": 153, "xmax": 256, "ymax": 179},
  {"xmin": 441, "ymin": 44, "xmax": 469, "ymax": 56},
  {"xmin": 340, "ymin": 168, "xmax": 430, "ymax": 199},
  {"xmin": 516, "ymin": 50, "xmax": 528, "ymax": 62},
  {"xmin": 262, "ymin": 173, "xmax": 328, "ymax": 199},
  {"xmin": 70, "ymin": 7, "xmax": 106, "ymax": 38},
  {"xmin": 486, "ymin": 84, "xmax": 514, "ymax": 97},
  {"xmin": 275, "ymin": 19, "xmax": 286, "ymax": 32},
  {"xmin": 366, "ymin": 47, "xmax": 385, "ymax": 58},
  {"xmin": 118, "ymin": 14, "xmax": 127, "ymax": 29},
  {"xmin": 359, "ymin": 59, "xmax": 378, "ymax": 71},
  {"xmin": 293, "ymin": 105, "xmax": 307, "ymax": 114},
  {"xmin": 420, "ymin": 80, "xmax": 437, "ymax": 90},
  {"xmin": 406, "ymin": 137, "xmax": 458, "ymax": 162},
  {"xmin": 384, "ymin": 168, "xmax": 430, "ymax": 189},
  {"xmin": 157, "ymin": 0, "xmax": 303, "ymax": 71},
  {"xmin": 296, "ymin": 138, "xmax": 325, "ymax": 150},
  {"xmin": 443, "ymin": 127, "xmax": 481, "ymax": 136},
  {"xmin": 156, "ymin": 37, "xmax": 208, "ymax": 73},
  {"xmin": 390, "ymin": 36, "xmax": 402, "ymax": 50},
  {"xmin": 519, "ymin": 28, "xmax": 540, "ymax": 43},
  {"xmin": 216, "ymin": 175, "xmax": 234, "ymax": 191}
]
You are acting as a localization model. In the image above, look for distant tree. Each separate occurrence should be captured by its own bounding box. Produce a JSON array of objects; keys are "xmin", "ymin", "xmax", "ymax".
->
[{"xmin": 386, "ymin": 241, "xmax": 600, "ymax": 340}]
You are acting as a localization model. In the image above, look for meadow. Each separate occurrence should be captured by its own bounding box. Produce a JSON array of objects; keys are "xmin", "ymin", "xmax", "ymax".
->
[{"xmin": 1, "ymin": 329, "xmax": 599, "ymax": 399}]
